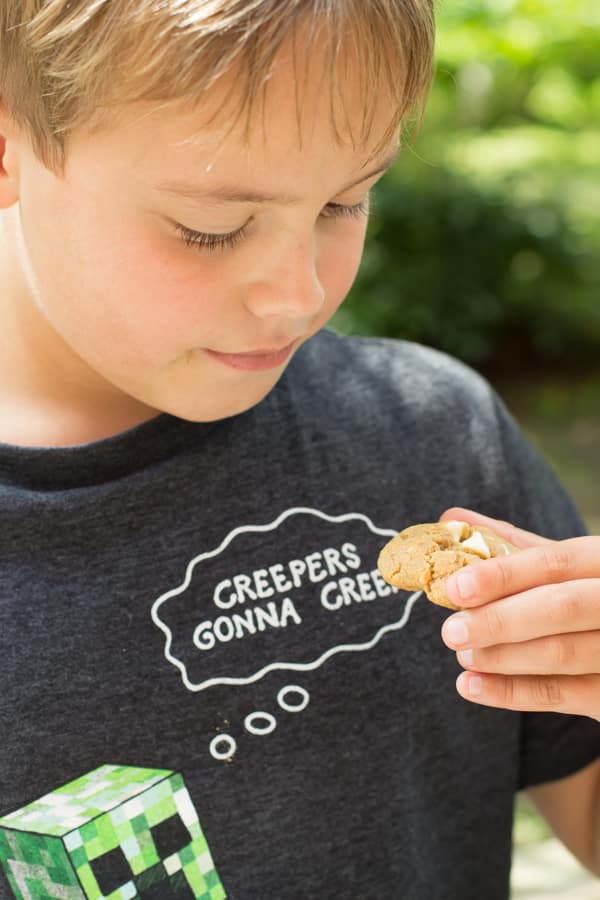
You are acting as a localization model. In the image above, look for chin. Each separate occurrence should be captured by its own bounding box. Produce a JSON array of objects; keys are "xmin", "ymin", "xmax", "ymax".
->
[{"xmin": 176, "ymin": 381, "xmax": 279, "ymax": 424}]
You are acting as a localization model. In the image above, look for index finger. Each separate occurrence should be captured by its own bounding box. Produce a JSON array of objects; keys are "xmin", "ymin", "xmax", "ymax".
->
[
  {"xmin": 444, "ymin": 536, "xmax": 599, "ymax": 608},
  {"xmin": 440, "ymin": 507, "xmax": 553, "ymax": 550}
]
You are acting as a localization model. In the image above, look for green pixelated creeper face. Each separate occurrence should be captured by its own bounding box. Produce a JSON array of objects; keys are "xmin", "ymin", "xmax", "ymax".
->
[{"xmin": 0, "ymin": 764, "xmax": 226, "ymax": 900}]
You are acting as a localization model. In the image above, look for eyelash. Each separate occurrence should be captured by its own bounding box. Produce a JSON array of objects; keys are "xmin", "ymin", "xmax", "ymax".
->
[{"xmin": 174, "ymin": 198, "xmax": 371, "ymax": 254}]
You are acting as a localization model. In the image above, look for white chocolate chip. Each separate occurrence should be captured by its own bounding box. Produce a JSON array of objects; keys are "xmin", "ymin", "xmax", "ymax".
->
[
  {"xmin": 460, "ymin": 530, "xmax": 491, "ymax": 559},
  {"xmin": 444, "ymin": 520, "xmax": 470, "ymax": 542}
]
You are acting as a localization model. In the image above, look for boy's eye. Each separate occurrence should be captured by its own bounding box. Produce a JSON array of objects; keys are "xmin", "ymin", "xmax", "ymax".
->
[{"xmin": 174, "ymin": 197, "xmax": 372, "ymax": 255}]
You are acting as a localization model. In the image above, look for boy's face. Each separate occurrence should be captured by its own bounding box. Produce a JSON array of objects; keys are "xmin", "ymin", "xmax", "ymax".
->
[{"xmin": 0, "ymin": 41, "xmax": 400, "ymax": 429}]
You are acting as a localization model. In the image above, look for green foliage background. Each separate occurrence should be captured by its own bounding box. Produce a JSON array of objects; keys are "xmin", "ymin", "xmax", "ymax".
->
[{"xmin": 332, "ymin": 0, "xmax": 600, "ymax": 372}]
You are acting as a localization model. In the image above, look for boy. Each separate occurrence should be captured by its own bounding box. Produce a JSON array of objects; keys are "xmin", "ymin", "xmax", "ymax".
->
[{"xmin": 0, "ymin": 2, "xmax": 598, "ymax": 898}]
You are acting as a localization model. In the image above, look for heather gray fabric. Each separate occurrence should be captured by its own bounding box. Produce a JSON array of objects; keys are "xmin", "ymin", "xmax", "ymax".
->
[{"xmin": 1, "ymin": 328, "xmax": 599, "ymax": 900}]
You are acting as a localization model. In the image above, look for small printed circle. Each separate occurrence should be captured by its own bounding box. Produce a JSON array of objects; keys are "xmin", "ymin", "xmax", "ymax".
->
[
  {"xmin": 277, "ymin": 685, "xmax": 310, "ymax": 713},
  {"xmin": 244, "ymin": 711, "xmax": 277, "ymax": 736},
  {"xmin": 209, "ymin": 734, "xmax": 237, "ymax": 761}
]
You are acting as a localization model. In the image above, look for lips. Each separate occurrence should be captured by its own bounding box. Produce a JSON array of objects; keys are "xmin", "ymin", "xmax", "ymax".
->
[
  {"xmin": 205, "ymin": 340, "xmax": 298, "ymax": 372},
  {"xmin": 237, "ymin": 343, "xmax": 295, "ymax": 356}
]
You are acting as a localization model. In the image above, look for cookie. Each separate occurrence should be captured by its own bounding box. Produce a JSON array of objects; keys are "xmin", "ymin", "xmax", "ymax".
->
[{"xmin": 377, "ymin": 520, "xmax": 518, "ymax": 610}]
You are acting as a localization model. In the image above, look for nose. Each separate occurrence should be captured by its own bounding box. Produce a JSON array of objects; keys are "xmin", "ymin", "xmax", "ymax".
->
[{"xmin": 243, "ymin": 234, "xmax": 326, "ymax": 323}]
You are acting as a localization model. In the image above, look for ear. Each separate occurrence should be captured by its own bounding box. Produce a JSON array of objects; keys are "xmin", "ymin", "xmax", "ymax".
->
[{"xmin": 0, "ymin": 99, "xmax": 21, "ymax": 208}]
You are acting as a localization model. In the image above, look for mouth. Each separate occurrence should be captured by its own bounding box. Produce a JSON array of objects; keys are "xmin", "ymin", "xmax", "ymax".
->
[{"xmin": 204, "ymin": 339, "xmax": 298, "ymax": 372}]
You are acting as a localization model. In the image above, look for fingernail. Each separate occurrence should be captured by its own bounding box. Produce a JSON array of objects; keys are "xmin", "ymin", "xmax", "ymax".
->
[
  {"xmin": 457, "ymin": 672, "xmax": 482, "ymax": 698},
  {"xmin": 467, "ymin": 675, "xmax": 482, "ymax": 696},
  {"xmin": 457, "ymin": 648, "xmax": 474, "ymax": 666},
  {"xmin": 454, "ymin": 570, "xmax": 476, "ymax": 601},
  {"xmin": 444, "ymin": 615, "xmax": 469, "ymax": 646}
]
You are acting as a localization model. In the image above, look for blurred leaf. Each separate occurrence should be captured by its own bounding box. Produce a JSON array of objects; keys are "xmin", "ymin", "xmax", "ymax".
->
[{"xmin": 336, "ymin": 0, "xmax": 600, "ymax": 372}]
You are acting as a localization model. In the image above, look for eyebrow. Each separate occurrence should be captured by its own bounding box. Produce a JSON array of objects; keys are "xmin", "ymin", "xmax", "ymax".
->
[{"xmin": 156, "ymin": 146, "xmax": 401, "ymax": 206}]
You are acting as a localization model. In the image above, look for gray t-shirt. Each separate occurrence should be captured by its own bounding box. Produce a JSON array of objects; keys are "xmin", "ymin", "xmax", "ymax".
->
[{"xmin": 0, "ymin": 329, "xmax": 599, "ymax": 900}]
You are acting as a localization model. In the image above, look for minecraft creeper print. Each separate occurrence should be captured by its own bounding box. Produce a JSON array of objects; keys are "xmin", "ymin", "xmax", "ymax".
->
[{"xmin": 0, "ymin": 764, "xmax": 226, "ymax": 900}]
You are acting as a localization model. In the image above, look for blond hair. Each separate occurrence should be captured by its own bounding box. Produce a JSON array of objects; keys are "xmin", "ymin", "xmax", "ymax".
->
[{"xmin": 0, "ymin": 0, "xmax": 435, "ymax": 176}]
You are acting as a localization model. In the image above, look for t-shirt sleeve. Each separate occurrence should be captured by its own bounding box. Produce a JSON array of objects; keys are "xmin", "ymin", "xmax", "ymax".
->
[
  {"xmin": 518, "ymin": 709, "xmax": 600, "ymax": 790},
  {"xmin": 489, "ymin": 391, "xmax": 600, "ymax": 789}
]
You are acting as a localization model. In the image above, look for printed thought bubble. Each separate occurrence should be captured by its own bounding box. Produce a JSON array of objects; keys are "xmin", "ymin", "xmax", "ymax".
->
[{"xmin": 151, "ymin": 507, "xmax": 421, "ymax": 692}]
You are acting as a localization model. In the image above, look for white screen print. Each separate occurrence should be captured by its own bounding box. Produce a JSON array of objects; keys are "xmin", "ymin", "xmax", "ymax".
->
[{"xmin": 151, "ymin": 507, "xmax": 421, "ymax": 694}]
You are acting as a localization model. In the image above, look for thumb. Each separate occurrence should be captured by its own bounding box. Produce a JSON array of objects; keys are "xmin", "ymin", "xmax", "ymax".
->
[{"xmin": 439, "ymin": 507, "xmax": 554, "ymax": 550}]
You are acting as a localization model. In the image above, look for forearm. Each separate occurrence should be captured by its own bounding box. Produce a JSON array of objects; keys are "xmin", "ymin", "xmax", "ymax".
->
[
  {"xmin": 526, "ymin": 757, "xmax": 600, "ymax": 878},
  {"xmin": 593, "ymin": 773, "xmax": 600, "ymax": 877}
]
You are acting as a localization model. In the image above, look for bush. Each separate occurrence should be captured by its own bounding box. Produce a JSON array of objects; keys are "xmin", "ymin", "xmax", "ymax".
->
[
  {"xmin": 331, "ymin": 0, "xmax": 600, "ymax": 373},
  {"xmin": 332, "ymin": 161, "xmax": 600, "ymax": 369}
]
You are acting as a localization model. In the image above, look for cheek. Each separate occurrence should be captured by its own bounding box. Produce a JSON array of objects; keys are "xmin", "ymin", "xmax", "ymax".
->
[
  {"xmin": 25, "ymin": 192, "xmax": 224, "ymax": 366},
  {"xmin": 93, "ymin": 229, "xmax": 224, "ymax": 346},
  {"xmin": 320, "ymin": 223, "xmax": 367, "ymax": 314}
]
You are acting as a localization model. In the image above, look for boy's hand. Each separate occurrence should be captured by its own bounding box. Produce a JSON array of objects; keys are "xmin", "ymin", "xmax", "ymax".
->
[{"xmin": 438, "ymin": 507, "xmax": 600, "ymax": 721}]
